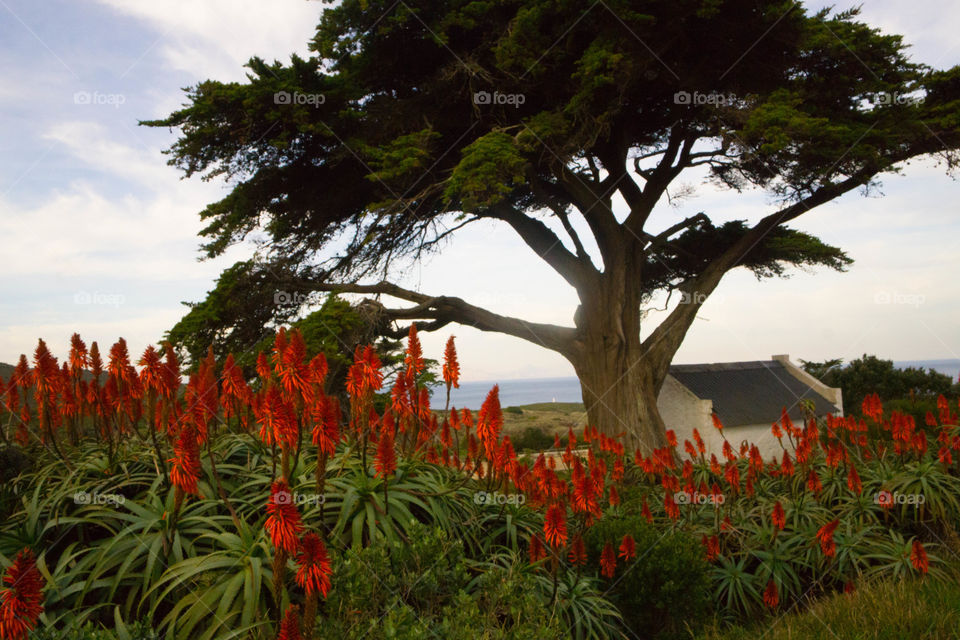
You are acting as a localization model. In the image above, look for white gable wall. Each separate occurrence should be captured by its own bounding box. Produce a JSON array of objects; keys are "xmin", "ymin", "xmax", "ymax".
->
[{"xmin": 657, "ymin": 374, "xmax": 793, "ymax": 461}]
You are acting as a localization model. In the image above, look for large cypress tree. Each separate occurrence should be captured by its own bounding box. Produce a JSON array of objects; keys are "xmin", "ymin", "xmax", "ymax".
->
[{"xmin": 146, "ymin": 1, "xmax": 960, "ymax": 451}]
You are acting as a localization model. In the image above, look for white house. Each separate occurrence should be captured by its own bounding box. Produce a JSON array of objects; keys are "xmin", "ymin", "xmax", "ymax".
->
[{"xmin": 658, "ymin": 355, "xmax": 843, "ymax": 460}]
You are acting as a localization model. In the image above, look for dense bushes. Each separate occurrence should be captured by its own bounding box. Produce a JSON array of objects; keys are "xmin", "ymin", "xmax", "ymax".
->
[
  {"xmin": 324, "ymin": 524, "xmax": 562, "ymax": 639},
  {"xmin": 584, "ymin": 516, "xmax": 711, "ymax": 639},
  {"xmin": 511, "ymin": 425, "xmax": 556, "ymax": 452}
]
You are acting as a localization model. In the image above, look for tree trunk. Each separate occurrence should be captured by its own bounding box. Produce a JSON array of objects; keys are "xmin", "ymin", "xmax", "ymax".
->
[
  {"xmin": 571, "ymin": 344, "xmax": 668, "ymax": 455},
  {"xmin": 567, "ymin": 261, "xmax": 670, "ymax": 455}
]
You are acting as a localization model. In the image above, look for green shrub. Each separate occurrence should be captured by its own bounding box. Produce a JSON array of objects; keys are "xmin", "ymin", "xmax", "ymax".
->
[
  {"xmin": 319, "ymin": 523, "xmax": 563, "ymax": 638},
  {"xmin": 584, "ymin": 515, "xmax": 712, "ymax": 640},
  {"xmin": 511, "ymin": 426, "xmax": 555, "ymax": 452}
]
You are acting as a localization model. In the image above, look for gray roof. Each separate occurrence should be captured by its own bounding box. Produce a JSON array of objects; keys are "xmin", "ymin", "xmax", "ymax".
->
[{"xmin": 668, "ymin": 360, "xmax": 840, "ymax": 426}]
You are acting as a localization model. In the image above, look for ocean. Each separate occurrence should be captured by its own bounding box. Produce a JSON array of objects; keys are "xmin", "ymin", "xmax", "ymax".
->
[{"xmin": 429, "ymin": 359, "xmax": 960, "ymax": 409}]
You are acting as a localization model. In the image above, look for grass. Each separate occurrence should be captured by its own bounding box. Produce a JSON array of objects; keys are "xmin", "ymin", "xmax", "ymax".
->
[
  {"xmin": 697, "ymin": 575, "xmax": 960, "ymax": 640},
  {"xmin": 499, "ymin": 402, "xmax": 586, "ymax": 451}
]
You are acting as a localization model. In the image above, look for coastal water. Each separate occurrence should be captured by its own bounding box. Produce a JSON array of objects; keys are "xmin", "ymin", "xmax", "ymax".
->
[{"xmin": 430, "ymin": 359, "xmax": 960, "ymax": 409}]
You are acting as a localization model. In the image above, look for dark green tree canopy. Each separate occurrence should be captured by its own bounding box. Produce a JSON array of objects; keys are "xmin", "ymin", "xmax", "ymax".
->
[{"xmin": 147, "ymin": 1, "xmax": 958, "ymax": 292}]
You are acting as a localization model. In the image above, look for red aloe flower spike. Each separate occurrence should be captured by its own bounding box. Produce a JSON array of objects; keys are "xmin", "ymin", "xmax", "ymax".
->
[
  {"xmin": 846, "ymin": 463, "xmax": 862, "ymax": 494},
  {"xmin": 256, "ymin": 352, "xmax": 272, "ymax": 382},
  {"xmin": 806, "ymin": 468, "xmax": 822, "ymax": 495},
  {"xmin": 568, "ymin": 536, "xmax": 586, "ymax": 566},
  {"xmin": 543, "ymin": 503, "xmax": 568, "ymax": 548},
  {"xmin": 618, "ymin": 534, "xmax": 636, "ymax": 561},
  {"xmin": 911, "ymin": 540, "xmax": 929, "ymax": 574},
  {"xmin": 0, "ymin": 549, "xmax": 45, "ymax": 640},
  {"xmin": 763, "ymin": 579, "xmax": 779, "ymax": 608},
  {"xmin": 271, "ymin": 327, "xmax": 289, "ymax": 375},
  {"xmin": 711, "ymin": 412, "xmax": 724, "ymax": 432},
  {"xmin": 599, "ymin": 542, "xmax": 617, "ymax": 578},
  {"xmin": 404, "ymin": 324, "xmax": 424, "ymax": 375},
  {"xmin": 266, "ymin": 480, "xmax": 304, "ymax": 553},
  {"xmin": 528, "ymin": 535, "xmax": 546, "ymax": 563},
  {"xmin": 476, "ymin": 386, "xmax": 503, "ymax": 458},
  {"xmin": 816, "ymin": 520, "xmax": 840, "ymax": 557},
  {"xmin": 68, "ymin": 333, "xmax": 89, "ymax": 374},
  {"xmin": 641, "ymin": 497, "xmax": 653, "ymax": 524},
  {"xmin": 771, "ymin": 501, "xmax": 786, "ymax": 531},
  {"xmin": 278, "ymin": 329, "xmax": 311, "ymax": 402},
  {"xmin": 311, "ymin": 395, "xmax": 341, "ymax": 456},
  {"xmin": 168, "ymin": 424, "xmax": 202, "ymax": 496},
  {"xmin": 442, "ymin": 336, "xmax": 460, "ymax": 389},
  {"xmin": 296, "ymin": 533, "xmax": 333, "ymax": 598},
  {"xmin": 276, "ymin": 604, "xmax": 301, "ymax": 640},
  {"xmin": 375, "ymin": 427, "xmax": 397, "ymax": 478},
  {"xmin": 138, "ymin": 346, "xmax": 165, "ymax": 397}
]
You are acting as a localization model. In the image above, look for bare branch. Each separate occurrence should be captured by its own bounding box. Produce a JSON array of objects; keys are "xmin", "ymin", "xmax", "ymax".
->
[{"xmin": 298, "ymin": 279, "xmax": 577, "ymax": 353}]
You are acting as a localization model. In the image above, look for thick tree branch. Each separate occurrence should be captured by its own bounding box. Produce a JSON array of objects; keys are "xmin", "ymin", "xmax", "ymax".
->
[
  {"xmin": 624, "ymin": 131, "xmax": 698, "ymax": 234},
  {"xmin": 527, "ymin": 173, "xmax": 595, "ymax": 267},
  {"xmin": 640, "ymin": 169, "xmax": 875, "ymax": 382},
  {"xmin": 556, "ymin": 165, "xmax": 621, "ymax": 263},
  {"xmin": 298, "ymin": 279, "xmax": 577, "ymax": 354},
  {"xmin": 483, "ymin": 204, "xmax": 597, "ymax": 290},
  {"xmin": 643, "ymin": 212, "xmax": 710, "ymax": 251}
]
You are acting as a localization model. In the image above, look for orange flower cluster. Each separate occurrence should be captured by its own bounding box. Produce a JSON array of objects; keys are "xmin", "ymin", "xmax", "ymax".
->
[
  {"xmin": 816, "ymin": 520, "xmax": 840, "ymax": 557},
  {"xmin": 911, "ymin": 540, "xmax": 929, "ymax": 574},
  {"xmin": 763, "ymin": 579, "xmax": 779, "ymax": 608},
  {"xmin": 265, "ymin": 480, "xmax": 304, "ymax": 553},
  {"xmin": 0, "ymin": 549, "xmax": 44, "ymax": 640},
  {"xmin": 295, "ymin": 533, "xmax": 333, "ymax": 598},
  {"xmin": 442, "ymin": 336, "xmax": 460, "ymax": 389},
  {"xmin": 169, "ymin": 424, "xmax": 202, "ymax": 496},
  {"xmin": 544, "ymin": 504, "xmax": 568, "ymax": 548},
  {"xmin": 276, "ymin": 604, "xmax": 301, "ymax": 640},
  {"xmin": 599, "ymin": 542, "xmax": 617, "ymax": 578},
  {"xmin": 375, "ymin": 427, "xmax": 397, "ymax": 478},
  {"xmin": 771, "ymin": 501, "xmax": 785, "ymax": 531}
]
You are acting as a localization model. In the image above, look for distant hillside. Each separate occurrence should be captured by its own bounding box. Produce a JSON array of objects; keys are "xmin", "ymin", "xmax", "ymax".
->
[{"xmin": 0, "ymin": 361, "xmax": 100, "ymax": 384}]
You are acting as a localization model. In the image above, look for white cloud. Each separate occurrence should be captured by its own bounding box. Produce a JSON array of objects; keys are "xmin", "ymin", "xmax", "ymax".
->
[{"xmin": 91, "ymin": 0, "xmax": 321, "ymax": 80}]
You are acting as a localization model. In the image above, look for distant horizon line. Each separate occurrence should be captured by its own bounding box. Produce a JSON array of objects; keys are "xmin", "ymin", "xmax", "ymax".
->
[{"xmin": 454, "ymin": 357, "xmax": 960, "ymax": 386}]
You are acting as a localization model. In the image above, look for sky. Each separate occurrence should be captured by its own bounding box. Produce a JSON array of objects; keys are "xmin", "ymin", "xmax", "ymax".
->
[{"xmin": 1, "ymin": 0, "xmax": 958, "ymax": 382}]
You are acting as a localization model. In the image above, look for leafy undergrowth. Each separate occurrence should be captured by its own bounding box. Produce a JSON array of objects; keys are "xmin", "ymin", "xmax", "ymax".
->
[
  {"xmin": 0, "ymin": 329, "xmax": 959, "ymax": 639},
  {"xmin": 697, "ymin": 572, "xmax": 960, "ymax": 640}
]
